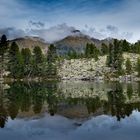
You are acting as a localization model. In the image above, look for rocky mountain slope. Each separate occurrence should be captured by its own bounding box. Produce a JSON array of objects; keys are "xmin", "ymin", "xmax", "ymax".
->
[
  {"xmin": 55, "ymin": 34, "xmax": 96, "ymax": 54},
  {"xmin": 58, "ymin": 53, "xmax": 140, "ymax": 81},
  {"xmin": 55, "ymin": 33, "xmax": 114, "ymax": 55}
]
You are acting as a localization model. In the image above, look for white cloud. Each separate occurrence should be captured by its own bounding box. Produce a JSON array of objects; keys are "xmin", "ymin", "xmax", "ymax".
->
[
  {"xmin": 1, "ymin": 0, "xmax": 140, "ymax": 43},
  {"xmin": 28, "ymin": 23, "xmax": 76, "ymax": 43},
  {"xmin": 29, "ymin": 21, "xmax": 45, "ymax": 29},
  {"xmin": 83, "ymin": 0, "xmax": 140, "ymax": 42},
  {"xmin": 82, "ymin": 25, "xmax": 133, "ymax": 41},
  {"xmin": 0, "ymin": 27, "xmax": 27, "ymax": 40},
  {"xmin": 0, "ymin": 24, "xmax": 134, "ymax": 43}
]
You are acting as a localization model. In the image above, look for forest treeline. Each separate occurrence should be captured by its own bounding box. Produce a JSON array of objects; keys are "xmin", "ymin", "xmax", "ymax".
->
[
  {"xmin": 0, "ymin": 34, "xmax": 140, "ymax": 79},
  {"xmin": 0, "ymin": 35, "xmax": 58, "ymax": 79}
]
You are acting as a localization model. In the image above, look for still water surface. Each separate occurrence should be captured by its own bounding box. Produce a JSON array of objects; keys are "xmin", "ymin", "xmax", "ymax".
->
[{"xmin": 0, "ymin": 81, "xmax": 140, "ymax": 140}]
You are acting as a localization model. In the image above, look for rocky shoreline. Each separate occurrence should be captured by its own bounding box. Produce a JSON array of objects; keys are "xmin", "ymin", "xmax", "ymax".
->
[{"xmin": 59, "ymin": 75, "xmax": 140, "ymax": 82}]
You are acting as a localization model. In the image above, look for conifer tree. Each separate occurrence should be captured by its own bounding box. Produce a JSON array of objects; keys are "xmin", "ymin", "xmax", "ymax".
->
[
  {"xmin": 125, "ymin": 58, "xmax": 132, "ymax": 74},
  {"xmin": 21, "ymin": 48, "xmax": 32, "ymax": 77},
  {"xmin": 121, "ymin": 39, "xmax": 130, "ymax": 52},
  {"xmin": 85, "ymin": 43, "xmax": 90, "ymax": 58},
  {"xmin": 8, "ymin": 42, "xmax": 24, "ymax": 78},
  {"xmin": 133, "ymin": 41, "xmax": 140, "ymax": 54},
  {"xmin": 0, "ymin": 35, "xmax": 8, "ymax": 79},
  {"xmin": 85, "ymin": 43, "xmax": 99, "ymax": 60},
  {"xmin": 107, "ymin": 43, "xmax": 113, "ymax": 67},
  {"xmin": 67, "ymin": 49, "xmax": 77, "ymax": 59},
  {"xmin": 46, "ymin": 44, "xmax": 57, "ymax": 79},
  {"xmin": 107, "ymin": 39, "xmax": 123, "ymax": 75},
  {"xmin": 101, "ymin": 43, "xmax": 109, "ymax": 55},
  {"xmin": 136, "ymin": 58, "xmax": 140, "ymax": 77},
  {"xmin": 33, "ymin": 46, "xmax": 44, "ymax": 76}
]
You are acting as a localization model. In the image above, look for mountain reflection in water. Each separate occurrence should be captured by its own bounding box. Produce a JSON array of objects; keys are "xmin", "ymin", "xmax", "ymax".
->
[{"xmin": 0, "ymin": 81, "xmax": 140, "ymax": 140}]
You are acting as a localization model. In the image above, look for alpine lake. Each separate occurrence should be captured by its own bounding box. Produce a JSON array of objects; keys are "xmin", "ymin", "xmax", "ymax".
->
[{"xmin": 0, "ymin": 81, "xmax": 140, "ymax": 140}]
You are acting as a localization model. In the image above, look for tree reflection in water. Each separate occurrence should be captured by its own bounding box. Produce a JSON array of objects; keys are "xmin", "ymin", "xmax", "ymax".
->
[
  {"xmin": 0, "ymin": 84, "xmax": 8, "ymax": 128},
  {"xmin": 0, "ymin": 81, "xmax": 140, "ymax": 128}
]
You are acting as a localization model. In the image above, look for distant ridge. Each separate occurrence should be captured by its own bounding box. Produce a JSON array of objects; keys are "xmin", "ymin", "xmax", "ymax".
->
[
  {"xmin": 9, "ymin": 36, "xmax": 49, "ymax": 53},
  {"xmin": 5, "ymin": 30, "xmax": 116, "ymax": 55}
]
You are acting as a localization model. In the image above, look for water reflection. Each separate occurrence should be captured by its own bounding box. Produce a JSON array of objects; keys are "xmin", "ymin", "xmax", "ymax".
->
[{"xmin": 0, "ymin": 81, "xmax": 140, "ymax": 128}]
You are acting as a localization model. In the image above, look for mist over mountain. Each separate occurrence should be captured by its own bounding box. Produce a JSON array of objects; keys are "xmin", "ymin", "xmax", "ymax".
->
[
  {"xmin": 5, "ymin": 28, "xmax": 115, "ymax": 55},
  {"xmin": 0, "ymin": 23, "xmax": 134, "ymax": 45}
]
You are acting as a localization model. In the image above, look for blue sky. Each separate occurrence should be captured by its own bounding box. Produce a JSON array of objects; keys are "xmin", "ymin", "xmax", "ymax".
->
[{"xmin": 0, "ymin": 0, "xmax": 140, "ymax": 42}]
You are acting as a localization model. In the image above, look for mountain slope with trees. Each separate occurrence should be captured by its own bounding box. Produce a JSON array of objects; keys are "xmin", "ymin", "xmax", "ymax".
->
[{"xmin": 0, "ymin": 34, "xmax": 140, "ymax": 81}]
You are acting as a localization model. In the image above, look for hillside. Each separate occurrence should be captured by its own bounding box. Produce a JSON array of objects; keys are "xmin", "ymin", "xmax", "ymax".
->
[
  {"xmin": 4, "ymin": 29, "xmax": 115, "ymax": 55},
  {"xmin": 55, "ymin": 34, "xmax": 113, "ymax": 55},
  {"xmin": 9, "ymin": 36, "xmax": 49, "ymax": 53},
  {"xmin": 58, "ymin": 53, "xmax": 140, "ymax": 81}
]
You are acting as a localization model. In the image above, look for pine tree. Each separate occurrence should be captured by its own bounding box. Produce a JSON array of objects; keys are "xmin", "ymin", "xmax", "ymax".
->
[
  {"xmin": 21, "ymin": 48, "xmax": 32, "ymax": 77},
  {"xmin": 21, "ymin": 48, "xmax": 32, "ymax": 65},
  {"xmin": 0, "ymin": 35, "xmax": 8, "ymax": 55},
  {"xmin": 85, "ymin": 43, "xmax": 99, "ymax": 60},
  {"xmin": 85, "ymin": 43, "xmax": 90, "ymax": 58},
  {"xmin": 136, "ymin": 58, "xmax": 140, "ymax": 77},
  {"xmin": 92, "ymin": 44, "xmax": 99, "ymax": 61},
  {"xmin": 121, "ymin": 39, "xmax": 130, "ymax": 52},
  {"xmin": 107, "ymin": 40, "xmax": 123, "ymax": 75},
  {"xmin": 127, "ymin": 84, "xmax": 133, "ymax": 100},
  {"xmin": 8, "ymin": 42, "xmax": 24, "ymax": 78},
  {"xmin": 46, "ymin": 44, "xmax": 57, "ymax": 79},
  {"xmin": 0, "ymin": 35, "xmax": 8, "ymax": 79},
  {"xmin": 133, "ymin": 41, "xmax": 140, "ymax": 54},
  {"xmin": 125, "ymin": 58, "xmax": 132, "ymax": 74},
  {"xmin": 67, "ymin": 49, "xmax": 77, "ymax": 59},
  {"xmin": 107, "ymin": 43, "xmax": 113, "ymax": 67},
  {"xmin": 33, "ymin": 46, "xmax": 44, "ymax": 77},
  {"xmin": 101, "ymin": 43, "xmax": 109, "ymax": 55}
]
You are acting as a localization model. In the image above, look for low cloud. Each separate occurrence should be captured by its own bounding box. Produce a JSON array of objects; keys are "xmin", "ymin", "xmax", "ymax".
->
[
  {"xmin": 0, "ymin": 23, "xmax": 76, "ymax": 42},
  {"xmin": 0, "ymin": 27, "xmax": 27, "ymax": 40},
  {"xmin": 30, "ymin": 23, "xmax": 76, "ymax": 43},
  {"xmin": 0, "ymin": 24, "xmax": 134, "ymax": 43},
  {"xmin": 106, "ymin": 25, "xmax": 118, "ymax": 33},
  {"xmin": 29, "ymin": 21, "xmax": 45, "ymax": 29},
  {"xmin": 82, "ymin": 25, "xmax": 133, "ymax": 41}
]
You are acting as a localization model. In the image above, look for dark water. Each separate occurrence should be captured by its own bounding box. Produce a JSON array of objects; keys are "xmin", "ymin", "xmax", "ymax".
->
[{"xmin": 0, "ymin": 81, "xmax": 140, "ymax": 140}]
